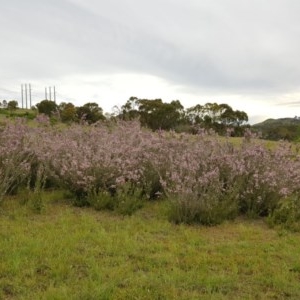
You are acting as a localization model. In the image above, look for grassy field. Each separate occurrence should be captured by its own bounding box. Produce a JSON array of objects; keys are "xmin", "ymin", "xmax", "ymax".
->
[{"xmin": 1, "ymin": 192, "xmax": 300, "ymax": 299}]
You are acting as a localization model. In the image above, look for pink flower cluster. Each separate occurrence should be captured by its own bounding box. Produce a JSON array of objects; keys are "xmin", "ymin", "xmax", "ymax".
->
[{"xmin": 1, "ymin": 118, "xmax": 300, "ymax": 221}]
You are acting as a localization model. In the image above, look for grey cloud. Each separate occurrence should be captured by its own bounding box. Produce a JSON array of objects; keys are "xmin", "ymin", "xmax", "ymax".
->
[
  {"xmin": 1, "ymin": 0, "xmax": 300, "ymax": 98},
  {"xmin": 277, "ymin": 101, "xmax": 300, "ymax": 107}
]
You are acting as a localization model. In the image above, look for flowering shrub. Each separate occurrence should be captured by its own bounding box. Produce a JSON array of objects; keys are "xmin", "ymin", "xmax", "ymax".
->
[
  {"xmin": 0, "ymin": 120, "xmax": 34, "ymax": 202},
  {"xmin": 236, "ymin": 139, "xmax": 300, "ymax": 216},
  {"xmin": 31, "ymin": 121, "xmax": 152, "ymax": 207},
  {"xmin": 154, "ymin": 131, "xmax": 300, "ymax": 223},
  {"xmin": 1, "ymin": 119, "xmax": 300, "ymax": 224}
]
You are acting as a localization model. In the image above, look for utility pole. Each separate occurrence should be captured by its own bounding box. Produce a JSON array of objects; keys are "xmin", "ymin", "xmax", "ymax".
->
[
  {"xmin": 53, "ymin": 86, "xmax": 56, "ymax": 103},
  {"xmin": 29, "ymin": 84, "xmax": 32, "ymax": 108},
  {"xmin": 45, "ymin": 87, "xmax": 48, "ymax": 100},
  {"xmin": 21, "ymin": 84, "xmax": 24, "ymax": 109},
  {"xmin": 25, "ymin": 84, "xmax": 28, "ymax": 109},
  {"xmin": 49, "ymin": 86, "xmax": 52, "ymax": 101}
]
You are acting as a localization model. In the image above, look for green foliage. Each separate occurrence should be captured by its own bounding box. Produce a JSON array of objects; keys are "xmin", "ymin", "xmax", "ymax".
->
[
  {"xmin": 0, "ymin": 107, "xmax": 37, "ymax": 120},
  {"xmin": 252, "ymin": 117, "xmax": 300, "ymax": 141},
  {"xmin": 88, "ymin": 183, "xmax": 145, "ymax": 216},
  {"xmin": 18, "ymin": 189, "xmax": 45, "ymax": 211},
  {"xmin": 36, "ymin": 100, "xmax": 58, "ymax": 117},
  {"xmin": 28, "ymin": 191, "xmax": 45, "ymax": 213},
  {"xmin": 59, "ymin": 102, "xmax": 77, "ymax": 123},
  {"xmin": 76, "ymin": 102, "xmax": 105, "ymax": 124},
  {"xmin": 88, "ymin": 190, "xmax": 115, "ymax": 211},
  {"xmin": 119, "ymin": 97, "xmax": 186, "ymax": 130},
  {"xmin": 138, "ymin": 99, "xmax": 185, "ymax": 131},
  {"xmin": 117, "ymin": 98, "xmax": 249, "ymax": 135},
  {"xmin": 114, "ymin": 183, "xmax": 145, "ymax": 215},
  {"xmin": 7, "ymin": 100, "xmax": 18, "ymax": 111},
  {"xmin": 168, "ymin": 187, "xmax": 238, "ymax": 225},
  {"xmin": 140, "ymin": 162, "xmax": 164, "ymax": 200},
  {"xmin": 1, "ymin": 97, "xmax": 252, "ymax": 137},
  {"xmin": 72, "ymin": 189, "xmax": 90, "ymax": 207},
  {"xmin": 22, "ymin": 110, "xmax": 37, "ymax": 120},
  {"xmin": 115, "ymin": 192, "xmax": 144, "ymax": 216},
  {"xmin": 186, "ymin": 102, "xmax": 249, "ymax": 136},
  {"xmin": 119, "ymin": 96, "xmax": 140, "ymax": 121},
  {"xmin": 268, "ymin": 195, "xmax": 300, "ymax": 231}
]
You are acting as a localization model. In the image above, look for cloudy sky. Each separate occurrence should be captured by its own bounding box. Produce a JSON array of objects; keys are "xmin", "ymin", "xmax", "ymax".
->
[{"xmin": 1, "ymin": 0, "xmax": 300, "ymax": 123}]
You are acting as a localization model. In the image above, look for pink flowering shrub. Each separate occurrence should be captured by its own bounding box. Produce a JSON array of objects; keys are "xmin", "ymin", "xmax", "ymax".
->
[
  {"xmin": 1, "ymin": 118, "xmax": 300, "ymax": 224},
  {"xmin": 0, "ymin": 120, "xmax": 34, "ymax": 202},
  {"xmin": 32, "ymin": 121, "xmax": 153, "ymax": 207},
  {"xmin": 150, "ymin": 132, "xmax": 241, "ymax": 224},
  {"xmin": 236, "ymin": 139, "xmax": 300, "ymax": 216},
  {"xmin": 150, "ymin": 130, "xmax": 300, "ymax": 224}
]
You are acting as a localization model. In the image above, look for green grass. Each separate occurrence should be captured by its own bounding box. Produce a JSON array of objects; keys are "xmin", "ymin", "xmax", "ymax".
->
[
  {"xmin": 1, "ymin": 192, "xmax": 300, "ymax": 299},
  {"xmin": 223, "ymin": 136, "xmax": 278, "ymax": 148}
]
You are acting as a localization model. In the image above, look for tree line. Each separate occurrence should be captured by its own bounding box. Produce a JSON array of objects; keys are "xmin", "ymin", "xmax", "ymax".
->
[
  {"xmin": 0, "ymin": 97, "xmax": 249, "ymax": 136},
  {"xmin": 117, "ymin": 97, "xmax": 249, "ymax": 135}
]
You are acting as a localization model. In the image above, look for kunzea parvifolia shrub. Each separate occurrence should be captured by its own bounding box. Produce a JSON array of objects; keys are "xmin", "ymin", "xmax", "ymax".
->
[
  {"xmin": 152, "ymin": 131, "xmax": 241, "ymax": 225},
  {"xmin": 2, "ymin": 119, "xmax": 300, "ymax": 226},
  {"xmin": 153, "ymin": 129, "xmax": 300, "ymax": 224},
  {"xmin": 236, "ymin": 137, "xmax": 300, "ymax": 217},
  {"xmin": 0, "ymin": 119, "xmax": 35, "ymax": 201},
  {"xmin": 35, "ymin": 121, "xmax": 153, "ymax": 207}
]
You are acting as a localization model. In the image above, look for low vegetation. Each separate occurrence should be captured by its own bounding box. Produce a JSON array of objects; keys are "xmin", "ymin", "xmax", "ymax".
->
[
  {"xmin": 1, "ymin": 192, "xmax": 300, "ymax": 299},
  {"xmin": 1, "ymin": 118, "xmax": 300, "ymax": 228},
  {"xmin": 253, "ymin": 117, "xmax": 300, "ymax": 141},
  {"xmin": 1, "ymin": 97, "xmax": 250, "ymax": 136},
  {"xmin": 1, "ymin": 116, "xmax": 300, "ymax": 298}
]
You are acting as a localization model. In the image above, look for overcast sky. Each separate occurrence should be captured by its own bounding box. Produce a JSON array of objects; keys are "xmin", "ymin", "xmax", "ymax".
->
[{"xmin": 1, "ymin": 0, "xmax": 300, "ymax": 123}]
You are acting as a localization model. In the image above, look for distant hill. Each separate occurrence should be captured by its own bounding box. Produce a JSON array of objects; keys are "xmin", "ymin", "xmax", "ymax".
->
[{"xmin": 252, "ymin": 117, "xmax": 300, "ymax": 141}]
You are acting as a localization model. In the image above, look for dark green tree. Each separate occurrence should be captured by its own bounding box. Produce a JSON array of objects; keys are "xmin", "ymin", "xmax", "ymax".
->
[
  {"xmin": 186, "ymin": 104, "xmax": 204, "ymax": 124},
  {"xmin": 138, "ymin": 99, "xmax": 185, "ymax": 131},
  {"xmin": 186, "ymin": 102, "xmax": 249, "ymax": 135},
  {"xmin": 7, "ymin": 100, "xmax": 18, "ymax": 111},
  {"xmin": 76, "ymin": 102, "xmax": 105, "ymax": 124},
  {"xmin": 59, "ymin": 102, "xmax": 76, "ymax": 123},
  {"xmin": 36, "ymin": 100, "xmax": 58, "ymax": 117},
  {"xmin": 120, "ymin": 97, "xmax": 140, "ymax": 120}
]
